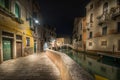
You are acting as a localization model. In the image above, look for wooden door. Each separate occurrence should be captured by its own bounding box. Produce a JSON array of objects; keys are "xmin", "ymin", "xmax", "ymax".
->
[{"xmin": 16, "ymin": 42, "xmax": 22, "ymax": 57}]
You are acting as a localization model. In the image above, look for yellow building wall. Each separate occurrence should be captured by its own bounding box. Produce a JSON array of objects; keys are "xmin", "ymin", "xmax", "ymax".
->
[
  {"xmin": 0, "ymin": 13, "xmax": 34, "ymax": 47},
  {"xmin": 0, "ymin": 4, "xmax": 34, "ymax": 60}
]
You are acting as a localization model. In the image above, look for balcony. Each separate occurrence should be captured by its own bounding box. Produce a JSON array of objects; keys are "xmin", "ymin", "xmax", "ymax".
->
[
  {"xmin": 108, "ymin": 29, "xmax": 120, "ymax": 34},
  {"xmin": 0, "ymin": 5, "xmax": 24, "ymax": 24},
  {"xmin": 94, "ymin": 32, "xmax": 102, "ymax": 38},
  {"xmin": 97, "ymin": 14, "xmax": 110, "ymax": 26},
  {"xmin": 111, "ymin": 6, "xmax": 120, "ymax": 20}
]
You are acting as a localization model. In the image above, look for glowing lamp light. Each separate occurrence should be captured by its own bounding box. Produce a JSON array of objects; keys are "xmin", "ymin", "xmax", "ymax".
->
[{"xmin": 35, "ymin": 19, "xmax": 39, "ymax": 24}]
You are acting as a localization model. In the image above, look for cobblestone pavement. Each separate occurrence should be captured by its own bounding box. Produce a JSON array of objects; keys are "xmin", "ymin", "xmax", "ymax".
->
[{"xmin": 0, "ymin": 53, "xmax": 61, "ymax": 80}]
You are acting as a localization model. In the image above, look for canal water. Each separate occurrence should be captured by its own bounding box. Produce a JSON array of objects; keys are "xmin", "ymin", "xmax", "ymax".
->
[{"xmin": 58, "ymin": 47, "xmax": 120, "ymax": 80}]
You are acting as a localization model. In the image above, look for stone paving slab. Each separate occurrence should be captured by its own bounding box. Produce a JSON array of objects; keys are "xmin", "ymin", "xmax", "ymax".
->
[{"xmin": 0, "ymin": 53, "xmax": 61, "ymax": 80}]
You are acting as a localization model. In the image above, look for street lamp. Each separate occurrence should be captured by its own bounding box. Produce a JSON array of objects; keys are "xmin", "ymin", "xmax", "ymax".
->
[{"xmin": 35, "ymin": 19, "xmax": 39, "ymax": 24}]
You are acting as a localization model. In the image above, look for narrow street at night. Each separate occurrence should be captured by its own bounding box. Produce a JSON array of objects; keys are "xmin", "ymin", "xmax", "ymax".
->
[
  {"xmin": 0, "ymin": 53, "xmax": 61, "ymax": 80},
  {"xmin": 0, "ymin": 0, "xmax": 120, "ymax": 80}
]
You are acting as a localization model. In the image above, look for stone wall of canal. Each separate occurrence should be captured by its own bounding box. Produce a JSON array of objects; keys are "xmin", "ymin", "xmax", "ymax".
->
[{"xmin": 46, "ymin": 50, "xmax": 94, "ymax": 80}]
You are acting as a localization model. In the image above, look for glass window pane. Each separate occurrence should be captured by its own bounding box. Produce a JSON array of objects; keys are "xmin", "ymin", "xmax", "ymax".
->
[{"xmin": 15, "ymin": 3, "xmax": 20, "ymax": 18}]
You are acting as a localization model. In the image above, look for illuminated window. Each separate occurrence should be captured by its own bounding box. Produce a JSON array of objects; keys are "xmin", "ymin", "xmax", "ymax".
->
[
  {"xmin": 26, "ymin": 37, "xmax": 30, "ymax": 46},
  {"xmin": 15, "ymin": 3, "xmax": 21, "ymax": 18},
  {"xmin": 103, "ymin": 2, "xmax": 108, "ymax": 14}
]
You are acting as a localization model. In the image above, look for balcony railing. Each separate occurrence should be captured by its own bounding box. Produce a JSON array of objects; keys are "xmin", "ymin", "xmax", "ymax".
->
[
  {"xmin": 0, "ymin": 4, "xmax": 24, "ymax": 24},
  {"xmin": 97, "ymin": 14, "xmax": 110, "ymax": 26},
  {"xmin": 94, "ymin": 32, "xmax": 101, "ymax": 37},
  {"xmin": 108, "ymin": 29, "xmax": 120, "ymax": 34},
  {"xmin": 110, "ymin": 6, "xmax": 120, "ymax": 20}
]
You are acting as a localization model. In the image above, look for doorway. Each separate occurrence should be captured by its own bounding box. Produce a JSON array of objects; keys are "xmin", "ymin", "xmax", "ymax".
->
[
  {"xmin": 2, "ymin": 39, "xmax": 12, "ymax": 61},
  {"xmin": 16, "ymin": 42, "xmax": 22, "ymax": 57},
  {"xmin": 34, "ymin": 42, "xmax": 37, "ymax": 53}
]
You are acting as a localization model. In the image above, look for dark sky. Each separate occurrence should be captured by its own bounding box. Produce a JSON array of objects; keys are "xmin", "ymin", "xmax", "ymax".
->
[{"xmin": 37, "ymin": 0, "xmax": 90, "ymax": 35}]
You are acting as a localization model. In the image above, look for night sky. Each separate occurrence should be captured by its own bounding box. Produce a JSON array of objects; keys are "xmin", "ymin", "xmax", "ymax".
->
[{"xmin": 37, "ymin": 0, "xmax": 90, "ymax": 35}]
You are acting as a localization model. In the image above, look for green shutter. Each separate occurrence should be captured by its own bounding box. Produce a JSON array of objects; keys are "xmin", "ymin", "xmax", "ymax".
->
[
  {"xmin": 3, "ymin": 40, "xmax": 12, "ymax": 61},
  {"xmin": 5, "ymin": 0, "xmax": 9, "ymax": 9},
  {"xmin": 29, "ymin": 18, "xmax": 32, "ymax": 26},
  {"xmin": 15, "ymin": 3, "xmax": 20, "ymax": 18},
  {"xmin": 0, "ymin": 0, "xmax": 5, "ymax": 7}
]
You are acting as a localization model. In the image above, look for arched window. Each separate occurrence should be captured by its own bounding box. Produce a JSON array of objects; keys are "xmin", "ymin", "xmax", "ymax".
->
[
  {"xmin": 103, "ymin": 2, "xmax": 108, "ymax": 14},
  {"xmin": 90, "ymin": 13, "xmax": 93, "ymax": 23}
]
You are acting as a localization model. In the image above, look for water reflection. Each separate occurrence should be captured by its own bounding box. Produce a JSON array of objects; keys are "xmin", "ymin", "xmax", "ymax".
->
[{"xmin": 58, "ymin": 47, "xmax": 120, "ymax": 80}]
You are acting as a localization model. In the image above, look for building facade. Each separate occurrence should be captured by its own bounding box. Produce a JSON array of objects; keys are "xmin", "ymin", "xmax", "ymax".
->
[
  {"xmin": 37, "ymin": 26, "xmax": 45, "ymax": 52},
  {"xmin": 73, "ymin": 17, "xmax": 87, "ymax": 51},
  {"xmin": 0, "ymin": 0, "xmax": 41, "ymax": 63},
  {"xmin": 44, "ymin": 24, "xmax": 57, "ymax": 49},
  {"xmin": 32, "ymin": 1, "xmax": 43, "ymax": 53},
  {"xmin": 57, "ymin": 34, "xmax": 71, "ymax": 45},
  {"xmin": 86, "ymin": 0, "xmax": 120, "ymax": 54}
]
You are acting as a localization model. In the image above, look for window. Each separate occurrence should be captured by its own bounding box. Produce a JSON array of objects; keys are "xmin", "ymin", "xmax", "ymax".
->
[
  {"xmin": 117, "ymin": 22, "xmax": 120, "ymax": 33},
  {"xmin": 2, "ymin": 31, "xmax": 14, "ymax": 37},
  {"xmin": 89, "ymin": 42, "xmax": 92, "ymax": 46},
  {"xmin": 89, "ymin": 32, "xmax": 92, "ymax": 38},
  {"xmin": 79, "ymin": 35, "xmax": 82, "ymax": 41},
  {"xmin": 90, "ymin": 13, "xmax": 93, "ymax": 23},
  {"xmin": 29, "ymin": 18, "xmax": 33, "ymax": 27},
  {"xmin": 26, "ymin": 37, "xmax": 30, "ymax": 46},
  {"xmin": 103, "ymin": 2, "xmax": 108, "ymax": 14},
  {"xmin": 118, "ymin": 40, "xmax": 120, "ymax": 51},
  {"xmin": 4, "ymin": 0, "xmax": 9, "ymax": 9},
  {"xmin": 102, "ymin": 27, "xmax": 107, "ymax": 35},
  {"xmin": 0, "ymin": 0, "xmax": 9, "ymax": 9},
  {"xmin": 117, "ymin": 0, "xmax": 120, "ymax": 5},
  {"xmin": 33, "ymin": 12, "xmax": 37, "ymax": 19},
  {"xmin": 80, "ymin": 23, "xmax": 82, "ymax": 30},
  {"xmin": 16, "ymin": 35, "xmax": 22, "ymax": 40},
  {"xmin": 101, "ymin": 41, "xmax": 107, "ymax": 46},
  {"xmin": 15, "ymin": 3, "xmax": 21, "ymax": 18},
  {"xmin": 90, "ymin": 4, "xmax": 93, "ymax": 9},
  {"xmin": 0, "ymin": 0, "xmax": 5, "ymax": 7}
]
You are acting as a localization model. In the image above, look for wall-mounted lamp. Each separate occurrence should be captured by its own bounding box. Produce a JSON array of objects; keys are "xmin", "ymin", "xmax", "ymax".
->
[{"xmin": 35, "ymin": 19, "xmax": 39, "ymax": 24}]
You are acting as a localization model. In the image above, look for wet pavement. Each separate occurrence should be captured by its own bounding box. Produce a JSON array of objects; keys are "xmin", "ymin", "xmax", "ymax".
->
[{"xmin": 0, "ymin": 53, "xmax": 61, "ymax": 80}]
